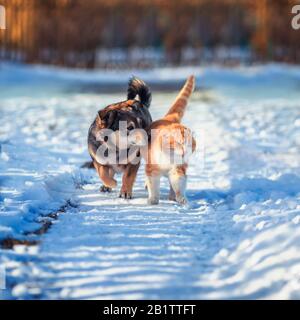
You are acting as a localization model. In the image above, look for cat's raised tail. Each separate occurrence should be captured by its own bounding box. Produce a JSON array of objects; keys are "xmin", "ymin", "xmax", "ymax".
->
[{"xmin": 164, "ymin": 75, "xmax": 195, "ymax": 123}]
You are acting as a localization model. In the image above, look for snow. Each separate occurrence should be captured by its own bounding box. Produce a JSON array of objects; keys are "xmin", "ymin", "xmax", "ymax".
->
[{"xmin": 0, "ymin": 63, "xmax": 300, "ymax": 299}]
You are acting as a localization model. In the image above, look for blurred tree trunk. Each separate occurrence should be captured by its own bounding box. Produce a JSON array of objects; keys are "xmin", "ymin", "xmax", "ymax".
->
[{"xmin": 251, "ymin": 0, "xmax": 269, "ymax": 60}]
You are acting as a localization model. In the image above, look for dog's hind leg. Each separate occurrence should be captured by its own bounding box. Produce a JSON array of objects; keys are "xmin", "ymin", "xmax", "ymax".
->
[
  {"xmin": 94, "ymin": 162, "xmax": 117, "ymax": 191},
  {"xmin": 120, "ymin": 163, "xmax": 140, "ymax": 199}
]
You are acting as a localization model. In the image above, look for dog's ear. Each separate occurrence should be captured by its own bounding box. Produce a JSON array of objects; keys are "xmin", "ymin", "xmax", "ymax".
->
[
  {"xmin": 97, "ymin": 110, "xmax": 105, "ymax": 120},
  {"xmin": 98, "ymin": 109, "xmax": 117, "ymax": 128},
  {"xmin": 106, "ymin": 110, "xmax": 117, "ymax": 128},
  {"xmin": 97, "ymin": 110, "xmax": 107, "ymax": 126}
]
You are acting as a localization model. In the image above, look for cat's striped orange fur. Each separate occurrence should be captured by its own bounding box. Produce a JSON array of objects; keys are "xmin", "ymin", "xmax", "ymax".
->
[{"xmin": 142, "ymin": 75, "xmax": 196, "ymax": 205}]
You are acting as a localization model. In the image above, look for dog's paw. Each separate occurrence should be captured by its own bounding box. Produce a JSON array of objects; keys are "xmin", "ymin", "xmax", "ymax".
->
[
  {"xmin": 119, "ymin": 191, "xmax": 132, "ymax": 199},
  {"xmin": 147, "ymin": 198, "xmax": 159, "ymax": 205},
  {"xmin": 100, "ymin": 185, "xmax": 112, "ymax": 193}
]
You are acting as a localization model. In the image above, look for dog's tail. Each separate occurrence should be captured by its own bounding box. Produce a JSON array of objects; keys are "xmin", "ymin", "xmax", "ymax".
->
[
  {"xmin": 127, "ymin": 77, "xmax": 152, "ymax": 108},
  {"xmin": 164, "ymin": 75, "xmax": 195, "ymax": 123},
  {"xmin": 81, "ymin": 161, "xmax": 94, "ymax": 169}
]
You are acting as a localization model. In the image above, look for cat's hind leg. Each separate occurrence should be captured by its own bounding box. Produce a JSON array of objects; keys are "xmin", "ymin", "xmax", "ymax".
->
[
  {"xmin": 168, "ymin": 166, "xmax": 187, "ymax": 205},
  {"xmin": 145, "ymin": 175, "xmax": 161, "ymax": 205}
]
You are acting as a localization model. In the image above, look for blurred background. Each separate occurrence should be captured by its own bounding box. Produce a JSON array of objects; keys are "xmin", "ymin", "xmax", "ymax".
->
[{"xmin": 1, "ymin": 0, "xmax": 300, "ymax": 69}]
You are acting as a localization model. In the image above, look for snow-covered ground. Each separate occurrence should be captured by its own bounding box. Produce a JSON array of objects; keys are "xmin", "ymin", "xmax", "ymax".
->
[{"xmin": 0, "ymin": 63, "xmax": 300, "ymax": 299}]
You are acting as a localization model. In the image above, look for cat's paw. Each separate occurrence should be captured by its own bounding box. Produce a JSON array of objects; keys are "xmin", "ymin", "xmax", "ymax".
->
[
  {"xmin": 176, "ymin": 196, "xmax": 187, "ymax": 205},
  {"xmin": 147, "ymin": 198, "xmax": 159, "ymax": 205}
]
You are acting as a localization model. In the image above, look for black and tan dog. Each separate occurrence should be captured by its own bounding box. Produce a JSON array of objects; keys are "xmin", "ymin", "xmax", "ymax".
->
[{"xmin": 88, "ymin": 77, "xmax": 152, "ymax": 198}]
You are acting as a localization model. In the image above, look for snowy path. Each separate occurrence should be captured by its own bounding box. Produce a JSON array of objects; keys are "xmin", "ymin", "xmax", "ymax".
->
[
  {"xmin": 1, "ymin": 64, "xmax": 300, "ymax": 299},
  {"xmin": 4, "ymin": 97, "xmax": 234, "ymax": 299}
]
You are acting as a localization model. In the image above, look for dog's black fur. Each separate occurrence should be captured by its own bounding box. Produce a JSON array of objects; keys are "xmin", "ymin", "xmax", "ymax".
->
[{"xmin": 87, "ymin": 77, "xmax": 152, "ymax": 198}]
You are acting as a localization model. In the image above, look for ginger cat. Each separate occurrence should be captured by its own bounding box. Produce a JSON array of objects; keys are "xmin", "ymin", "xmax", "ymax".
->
[{"xmin": 143, "ymin": 75, "xmax": 196, "ymax": 205}]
